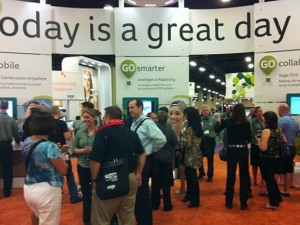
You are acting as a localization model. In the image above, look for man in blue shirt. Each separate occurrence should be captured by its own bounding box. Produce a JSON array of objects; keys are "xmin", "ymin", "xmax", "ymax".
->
[
  {"xmin": 278, "ymin": 103, "xmax": 299, "ymax": 196},
  {"xmin": 129, "ymin": 98, "xmax": 166, "ymax": 225}
]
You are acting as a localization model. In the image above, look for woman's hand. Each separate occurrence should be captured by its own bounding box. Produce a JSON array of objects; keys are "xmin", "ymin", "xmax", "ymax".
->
[{"xmin": 61, "ymin": 144, "xmax": 71, "ymax": 153}]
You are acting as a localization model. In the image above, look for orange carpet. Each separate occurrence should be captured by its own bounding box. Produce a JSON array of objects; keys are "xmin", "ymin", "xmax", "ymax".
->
[{"xmin": 1, "ymin": 155, "xmax": 300, "ymax": 225}]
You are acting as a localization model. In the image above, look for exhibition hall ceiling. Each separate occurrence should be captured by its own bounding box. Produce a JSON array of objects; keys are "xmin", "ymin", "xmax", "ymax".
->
[{"xmin": 21, "ymin": 0, "xmax": 277, "ymax": 98}]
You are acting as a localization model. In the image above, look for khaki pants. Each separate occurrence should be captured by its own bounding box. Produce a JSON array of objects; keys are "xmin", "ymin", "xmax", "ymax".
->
[{"xmin": 91, "ymin": 173, "xmax": 137, "ymax": 225}]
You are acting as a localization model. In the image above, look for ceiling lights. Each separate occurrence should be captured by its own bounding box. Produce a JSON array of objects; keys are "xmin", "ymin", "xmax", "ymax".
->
[
  {"xmin": 199, "ymin": 67, "xmax": 206, "ymax": 72},
  {"xmin": 190, "ymin": 61, "xmax": 197, "ymax": 66},
  {"xmin": 125, "ymin": 0, "xmax": 178, "ymax": 7}
]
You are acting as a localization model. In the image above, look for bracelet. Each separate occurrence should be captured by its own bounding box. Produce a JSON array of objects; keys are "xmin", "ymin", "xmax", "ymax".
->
[{"xmin": 91, "ymin": 178, "xmax": 97, "ymax": 182}]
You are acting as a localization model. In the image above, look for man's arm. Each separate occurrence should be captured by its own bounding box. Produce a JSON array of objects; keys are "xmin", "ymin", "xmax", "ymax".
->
[
  {"xmin": 147, "ymin": 121, "xmax": 166, "ymax": 152},
  {"xmin": 136, "ymin": 153, "xmax": 146, "ymax": 187},
  {"xmin": 90, "ymin": 160, "xmax": 101, "ymax": 189}
]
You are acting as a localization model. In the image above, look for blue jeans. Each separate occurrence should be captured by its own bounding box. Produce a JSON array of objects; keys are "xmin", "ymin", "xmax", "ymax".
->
[{"xmin": 65, "ymin": 159, "xmax": 79, "ymax": 202}]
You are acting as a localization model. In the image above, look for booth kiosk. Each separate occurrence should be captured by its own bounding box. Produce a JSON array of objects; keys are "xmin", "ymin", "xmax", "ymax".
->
[{"xmin": 54, "ymin": 56, "xmax": 112, "ymax": 120}]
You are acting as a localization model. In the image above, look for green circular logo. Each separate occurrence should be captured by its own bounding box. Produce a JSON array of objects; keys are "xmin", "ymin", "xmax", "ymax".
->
[
  {"xmin": 121, "ymin": 59, "xmax": 137, "ymax": 79},
  {"xmin": 259, "ymin": 55, "xmax": 277, "ymax": 75}
]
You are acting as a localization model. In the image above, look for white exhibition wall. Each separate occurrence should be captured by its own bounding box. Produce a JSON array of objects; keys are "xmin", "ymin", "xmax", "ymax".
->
[
  {"xmin": 115, "ymin": 57, "xmax": 189, "ymax": 106},
  {"xmin": 1, "ymin": 0, "xmax": 300, "ymax": 117}
]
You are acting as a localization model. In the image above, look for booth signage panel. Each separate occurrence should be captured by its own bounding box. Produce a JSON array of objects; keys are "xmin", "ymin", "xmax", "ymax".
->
[
  {"xmin": 0, "ymin": 0, "xmax": 51, "ymax": 54},
  {"xmin": 0, "ymin": 52, "xmax": 52, "ymax": 105},
  {"xmin": 254, "ymin": 0, "xmax": 300, "ymax": 52},
  {"xmin": 115, "ymin": 8, "xmax": 190, "ymax": 56},
  {"xmin": 189, "ymin": 6, "xmax": 254, "ymax": 54},
  {"xmin": 115, "ymin": 57, "xmax": 189, "ymax": 105},
  {"xmin": 51, "ymin": 7, "xmax": 114, "ymax": 54},
  {"xmin": 254, "ymin": 50, "xmax": 300, "ymax": 102},
  {"xmin": 52, "ymin": 71, "xmax": 84, "ymax": 100}
]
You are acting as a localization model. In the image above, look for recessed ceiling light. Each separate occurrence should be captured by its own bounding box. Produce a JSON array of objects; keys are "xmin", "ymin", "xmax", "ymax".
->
[
  {"xmin": 196, "ymin": 85, "xmax": 201, "ymax": 89},
  {"xmin": 165, "ymin": 0, "xmax": 174, "ymax": 5},
  {"xmin": 221, "ymin": 0, "xmax": 231, "ymax": 2},
  {"xmin": 128, "ymin": 0, "xmax": 137, "ymax": 5},
  {"xmin": 248, "ymin": 63, "xmax": 254, "ymax": 69},
  {"xmin": 216, "ymin": 79, "xmax": 221, "ymax": 82},
  {"xmin": 209, "ymin": 74, "xmax": 215, "ymax": 79},
  {"xmin": 104, "ymin": 4, "xmax": 113, "ymax": 10},
  {"xmin": 199, "ymin": 67, "xmax": 206, "ymax": 72},
  {"xmin": 208, "ymin": 89, "xmax": 211, "ymax": 92},
  {"xmin": 221, "ymin": 82, "xmax": 226, "ymax": 85},
  {"xmin": 145, "ymin": 4, "xmax": 156, "ymax": 7},
  {"xmin": 245, "ymin": 56, "xmax": 252, "ymax": 62},
  {"xmin": 203, "ymin": 88, "xmax": 207, "ymax": 91},
  {"xmin": 190, "ymin": 61, "xmax": 197, "ymax": 66}
]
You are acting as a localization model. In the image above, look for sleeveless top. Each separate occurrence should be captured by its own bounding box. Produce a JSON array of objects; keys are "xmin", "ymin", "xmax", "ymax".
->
[{"xmin": 259, "ymin": 128, "xmax": 284, "ymax": 158}]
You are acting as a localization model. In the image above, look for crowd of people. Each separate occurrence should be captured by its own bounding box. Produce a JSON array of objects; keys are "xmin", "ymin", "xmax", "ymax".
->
[{"xmin": 0, "ymin": 98, "xmax": 299, "ymax": 225}]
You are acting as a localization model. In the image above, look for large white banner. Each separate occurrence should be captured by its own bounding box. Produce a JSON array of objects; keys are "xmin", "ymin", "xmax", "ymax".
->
[
  {"xmin": 190, "ymin": 6, "xmax": 254, "ymax": 54},
  {"xmin": 1, "ymin": 0, "xmax": 300, "ymax": 55},
  {"xmin": 115, "ymin": 8, "xmax": 190, "ymax": 56},
  {"xmin": 254, "ymin": 0, "xmax": 300, "ymax": 52},
  {"xmin": 115, "ymin": 57, "xmax": 189, "ymax": 105},
  {"xmin": 255, "ymin": 51, "xmax": 300, "ymax": 102},
  {"xmin": 0, "ymin": 0, "xmax": 51, "ymax": 54},
  {"xmin": 52, "ymin": 7, "xmax": 114, "ymax": 54},
  {"xmin": 0, "ymin": 53, "xmax": 52, "ymax": 105}
]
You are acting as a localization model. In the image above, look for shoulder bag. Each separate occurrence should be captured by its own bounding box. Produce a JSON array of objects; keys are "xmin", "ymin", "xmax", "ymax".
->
[
  {"xmin": 96, "ymin": 157, "xmax": 129, "ymax": 200},
  {"xmin": 96, "ymin": 131, "xmax": 130, "ymax": 200},
  {"xmin": 25, "ymin": 139, "xmax": 47, "ymax": 175}
]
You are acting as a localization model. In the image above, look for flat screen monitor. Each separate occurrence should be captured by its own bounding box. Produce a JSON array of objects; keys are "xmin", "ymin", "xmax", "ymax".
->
[
  {"xmin": 122, "ymin": 97, "xmax": 159, "ymax": 117},
  {"xmin": 0, "ymin": 97, "xmax": 17, "ymax": 119},
  {"xmin": 286, "ymin": 94, "xmax": 300, "ymax": 115}
]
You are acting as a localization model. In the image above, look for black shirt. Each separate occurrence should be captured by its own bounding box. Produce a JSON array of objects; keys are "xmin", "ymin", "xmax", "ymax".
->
[{"xmin": 90, "ymin": 125, "xmax": 144, "ymax": 173}]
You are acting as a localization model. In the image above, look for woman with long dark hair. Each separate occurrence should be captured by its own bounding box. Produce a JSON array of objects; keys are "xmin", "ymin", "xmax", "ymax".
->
[
  {"xmin": 181, "ymin": 107, "xmax": 203, "ymax": 208},
  {"xmin": 257, "ymin": 111, "xmax": 284, "ymax": 210},
  {"xmin": 224, "ymin": 103, "xmax": 251, "ymax": 210}
]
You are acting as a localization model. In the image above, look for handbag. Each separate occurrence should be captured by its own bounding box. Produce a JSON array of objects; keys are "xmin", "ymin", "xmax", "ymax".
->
[
  {"xmin": 96, "ymin": 158, "xmax": 129, "ymax": 200},
  {"xmin": 219, "ymin": 147, "xmax": 227, "ymax": 161},
  {"xmin": 280, "ymin": 142, "xmax": 290, "ymax": 158}
]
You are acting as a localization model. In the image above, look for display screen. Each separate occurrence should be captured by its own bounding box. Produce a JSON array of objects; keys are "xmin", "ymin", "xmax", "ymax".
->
[
  {"xmin": 286, "ymin": 94, "xmax": 300, "ymax": 115},
  {"xmin": 290, "ymin": 96, "xmax": 300, "ymax": 115},
  {"xmin": 0, "ymin": 97, "xmax": 17, "ymax": 119}
]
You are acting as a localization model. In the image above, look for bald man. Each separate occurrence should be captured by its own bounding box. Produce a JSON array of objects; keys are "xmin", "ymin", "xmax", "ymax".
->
[{"xmin": 277, "ymin": 103, "xmax": 299, "ymax": 196}]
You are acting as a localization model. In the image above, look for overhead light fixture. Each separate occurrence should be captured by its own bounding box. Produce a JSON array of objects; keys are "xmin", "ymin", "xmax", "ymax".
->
[
  {"xmin": 145, "ymin": 4, "xmax": 156, "ymax": 7},
  {"xmin": 221, "ymin": 0, "xmax": 231, "ymax": 2},
  {"xmin": 165, "ymin": 0, "xmax": 174, "ymax": 5},
  {"xmin": 245, "ymin": 56, "xmax": 252, "ymax": 62},
  {"xmin": 196, "ymin": 85, "xmax": 201, "ymax": 89},
  {"xmin": 104, "ymin": 4, "xmax": 113, "ymax": 10},
  {"xmin": 203, "ymin": 88, "xmax": 207, "ymax": 91},
  {"xmin": 208, "ymin": 89, "xmax": 211, "ymax": 92},
  {"xmin": 216, "ymin": 79, "xmax": 221, "ymax": 82},
  {"xmin": 209, "ymin": 74, "xmax": 215, "ymax": 79},
  {"xmin": 128, "ymin": 0, "xmax": 137, "ymax": 5},
  {"xmin": 190, "ymin": 61, "xmax": 197, "ymax": 66},
  {"xmin": 248, "ymin": 63, "xmax": 254, "ymax": 69},
  {"xmin": 221, "ymin": 82, "xmax": 226, "ymax": 85},
  {"xmin": 199, "ymin": 67, "xmax": 206, "ymax": 72}
]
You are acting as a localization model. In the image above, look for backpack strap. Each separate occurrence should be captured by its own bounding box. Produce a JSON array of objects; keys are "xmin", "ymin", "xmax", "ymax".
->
[
  {"xmin": 25, "ymin": 139, "xmax": 47, "ymax": 174},
  {"xmin": 134, "ymin": 118, "xmax": 149, "ymax": 133}
]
